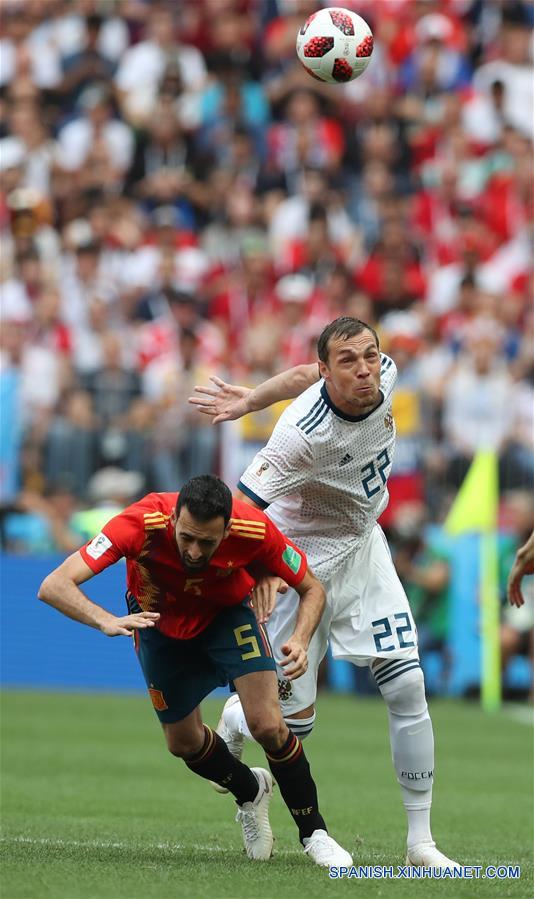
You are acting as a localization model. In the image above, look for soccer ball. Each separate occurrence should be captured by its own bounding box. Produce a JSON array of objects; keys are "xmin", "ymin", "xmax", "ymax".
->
[{"xmin": 296, "ymin": 6, "xmax": 374, "ymax": 84}]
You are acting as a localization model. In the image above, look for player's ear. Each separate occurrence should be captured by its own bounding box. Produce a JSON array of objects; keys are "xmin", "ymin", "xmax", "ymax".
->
[
  {"xmin": 223, "ymin": 521, "xmax": 232, "ymax": 539},
  {"xmin": 170, "ymin": 508, "xmax": 176, "ymax": 527},
  {"xmin": 318, "ymin": 359, "xmax": 329, "ymax": 380}
]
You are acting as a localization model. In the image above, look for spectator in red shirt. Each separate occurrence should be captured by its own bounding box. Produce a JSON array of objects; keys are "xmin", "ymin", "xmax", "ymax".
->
[{"xmin": 357, "ymin": 218, "xmax": 426, "ymax": 314}]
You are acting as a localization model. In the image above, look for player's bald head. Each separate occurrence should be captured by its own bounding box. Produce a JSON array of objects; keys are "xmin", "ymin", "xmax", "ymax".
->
[{"xmin": 317, "ymin": 317, "xmax": 379, "ymax": 363}]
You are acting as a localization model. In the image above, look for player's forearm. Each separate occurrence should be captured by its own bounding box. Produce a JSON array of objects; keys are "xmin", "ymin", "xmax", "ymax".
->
[
  {"xmin": 38, "ymin": 573, "xmax": 116, "ymax": 632},
  {"xmin": 292, "ymin": 581, "xmax": 326, "ymax": 648},
  {"xmin": 246, "ymin": 364, "xmax": 319, "ymax": 412}
]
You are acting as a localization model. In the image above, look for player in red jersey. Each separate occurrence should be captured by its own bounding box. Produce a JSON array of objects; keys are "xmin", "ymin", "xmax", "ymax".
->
[{"xmin": 38, "ymin": 475, "xmax": 352, "ymax": 866}]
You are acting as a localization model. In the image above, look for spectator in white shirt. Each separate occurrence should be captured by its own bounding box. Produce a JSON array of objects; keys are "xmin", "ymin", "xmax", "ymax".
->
[
  {"xmin": 59, "ymin": 240, "xmax": 116, "ymax": 332},
  {"xmin": 114, "ymin": 5, "xmax": 206, "ymax": 126},
  {"xmin": 0, "ymin": 5, "xmax": 62, "ymax": 90},
  {"xmin": 461, "ymin": 78, "xmax": 507, "ymax": 146},
  {"xmin": 442, "ymin": 319, "xmax": 515, "ymax": 487},
  {"xmin": 473, "ymin": 13, "xmax": 534, "ymax": 141},
  {"xmin": 8, "ymin": 103, "xmax": 58, "ymax": 196},
  {"xmin": 30, "ymin": 0, "xmax": 129, "ymax": 64},
  {"xmin": 56, "ymin": 84, "xmax": 133, "ymax": 191}
]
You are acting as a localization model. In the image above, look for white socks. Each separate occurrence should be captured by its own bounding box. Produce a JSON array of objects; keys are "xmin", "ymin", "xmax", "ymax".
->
[
  {"xmin": 401, "ymin": 785, "xmax": 433, "ymax": 848},
  {"xmin": 378, "ymin": 666, "xmax": 434, "ymax": 849}
]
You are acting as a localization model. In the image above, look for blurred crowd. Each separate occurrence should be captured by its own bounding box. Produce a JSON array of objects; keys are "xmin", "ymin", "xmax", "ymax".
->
[{"xmin": 0, "ymin": 0, "xmax": 532, "ymax": 573}]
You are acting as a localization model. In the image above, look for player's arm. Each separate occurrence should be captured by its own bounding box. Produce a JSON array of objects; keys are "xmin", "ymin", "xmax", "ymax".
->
[
  {"xmin": 249, "ymin": 573, "xmax": 288, "ymax": 624},
  {"xmin": 246, "ymin": 556, "xmax": 289, "ymax": 625},
  {"xmin": 281, "ymin": 567, "xmax": 326, "ymax": 680},
  {"xmin": 507, "ymin": 529, "xmax": 534, "ymax": 608},
  {"xmin": 236, "ymin": 429, "xmax": 314, "ymax": 612},
  {"xmin": 38, "ymin": 551, "xmax": 160, "ymax": 636},
  {"xmin": 189, "ymin": 364, "xmax": 319, "ymax": 423},
  {"xmin": 253, "ymin": 516, "xmax": 325, "ymax": 679}
]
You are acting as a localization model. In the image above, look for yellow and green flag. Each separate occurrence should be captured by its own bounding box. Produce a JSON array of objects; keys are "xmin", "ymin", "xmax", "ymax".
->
[{"xmin": 445, "ymin": 451, "xmax": 500, "ymax": 711}]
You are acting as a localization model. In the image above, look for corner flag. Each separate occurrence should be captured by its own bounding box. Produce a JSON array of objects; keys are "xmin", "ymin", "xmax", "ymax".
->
[
  {"xmin": 445, "ymin": 451, "xmax": 498, "ymax": 535},
  {"xmin": 445, "ymin": 451, "xmax": 500, "ymax": 711}
]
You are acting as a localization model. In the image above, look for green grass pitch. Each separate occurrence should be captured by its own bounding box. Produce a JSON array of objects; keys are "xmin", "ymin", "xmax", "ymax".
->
[{"xmin": 1, "ymin": 690, "xmax": 532, "ymax": 898}]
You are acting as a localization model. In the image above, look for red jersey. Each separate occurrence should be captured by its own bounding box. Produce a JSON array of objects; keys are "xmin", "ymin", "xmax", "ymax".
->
[{"xmin": 79, "ymin": 493, "xmax": 308, "ymax": 640}]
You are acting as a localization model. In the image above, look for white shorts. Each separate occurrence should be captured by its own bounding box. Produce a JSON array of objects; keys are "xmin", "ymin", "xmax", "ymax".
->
[{"xmin": 267, "ymin": 525, "xmax": 419, "ymax": 717}]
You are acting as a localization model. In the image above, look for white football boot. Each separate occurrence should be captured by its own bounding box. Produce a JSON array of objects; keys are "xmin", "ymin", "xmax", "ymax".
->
[
  {"xmin": 211, "ymin": 694, "xmax": 245, "ymax": 794},
  {"xmin": 406, "ymin": 841, "xmax": 461, "ymax": 870},
  {"xmin": 303, "ymin": 829, "xmax": 353, "ymax": 867},
  {"xmin": 235, "ymin": 767, "xmax": 274, "ymax": 860}
]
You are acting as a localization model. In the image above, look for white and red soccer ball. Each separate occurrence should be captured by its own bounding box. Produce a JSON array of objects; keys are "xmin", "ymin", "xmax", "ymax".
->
[{"xmin": 296, "ymin": 6, "xmax": 374, "ymax": 84}]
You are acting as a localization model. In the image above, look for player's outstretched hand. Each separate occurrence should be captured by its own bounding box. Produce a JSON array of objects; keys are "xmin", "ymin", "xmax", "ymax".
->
[
  {"xmin": 252, "ymin": 576, "xmax": 288, "ymax": 624},
  {"xmin": 279, "ymin": 638, "xmax": 308, "ymax": 680},
  {"xmin": 100, "ymin": 611, "xmax": 160, "ymax": 637},
  {"xmin": 188, "ymin": 376, "xmax": 252, "ymax": 423},
  {"xmin": 507, "ymin": 530, "xmax": 534, "ymax": 608}
]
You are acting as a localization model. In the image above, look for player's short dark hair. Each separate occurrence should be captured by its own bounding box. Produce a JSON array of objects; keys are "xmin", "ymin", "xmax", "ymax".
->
[
  {"xmin": 317, "ymin": 317, "xmax": 380, "ymax": 363},
  {"xmin": 176, "ymin": 475, "xmax": 233, "ymax": 526}
]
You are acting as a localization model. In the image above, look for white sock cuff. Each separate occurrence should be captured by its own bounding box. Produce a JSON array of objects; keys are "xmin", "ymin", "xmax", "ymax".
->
[
  {"xmin": 284, "ymin": 712, "xmax": 316, "ymax": 739},
  {"xmin": 403, "ymin": 799, "xmax": 433, "ymax": 811},
  {"xmin": 401, "ymin": 785, "xmax": 433, "ymax": 811}
]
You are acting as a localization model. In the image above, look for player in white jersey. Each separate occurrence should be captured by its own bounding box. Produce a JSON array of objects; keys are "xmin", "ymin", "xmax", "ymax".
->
[{"xmin": 190, "ymin": 317, "xmax": 459, "ymax": 869}]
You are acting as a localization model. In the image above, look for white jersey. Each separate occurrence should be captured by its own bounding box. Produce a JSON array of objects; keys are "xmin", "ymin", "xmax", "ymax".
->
[{"xmin": 238, "ymin": 354, "xmax": 397, "ymax": 582}]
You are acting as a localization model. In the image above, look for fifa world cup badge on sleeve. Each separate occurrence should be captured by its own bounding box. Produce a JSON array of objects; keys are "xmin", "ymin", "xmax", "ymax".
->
[
  {"xmin": 282, "ymin": 545, "xmax": 302, "ymax": 574},
  {"xmin": 86, "ymin": 532, "xmax": 112, "ymax": 560}
]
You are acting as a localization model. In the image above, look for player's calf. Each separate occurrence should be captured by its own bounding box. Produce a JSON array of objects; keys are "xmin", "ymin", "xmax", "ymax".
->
[
  {"xmin": 375, "ymin": 660, "xmax": 459, "ymax": 865},
  {"xmin": 180, "ymin": 724, "xmax": 261, "ymax": 805},
  {"xmin": 376, "ymin": 661, "xmax": 433, "ymax": 848},
  {"xmin": 243, "ymin": 705, "xmax": 328, "ymax": 838},
  {"xmin": 264, "ymin": 730, "xmax": 353, "ymax": 865},
  {"xmin": 179, "ymin": 724, "xmax": 275, "ymax": 860},
  {"xmin": 375, "ymin": 662, "xmax": 433, "ymax": 793}
]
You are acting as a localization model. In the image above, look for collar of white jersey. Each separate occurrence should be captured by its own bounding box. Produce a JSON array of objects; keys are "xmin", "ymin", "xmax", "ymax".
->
[{"xmin": 320, "ymin": 382, "xmax": 384, "ymax": 422}]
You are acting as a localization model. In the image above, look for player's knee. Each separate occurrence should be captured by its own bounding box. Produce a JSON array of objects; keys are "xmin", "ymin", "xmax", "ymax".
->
[
  {"xmin": 378, "ymin": 663, "xmax": 427, "ymax": 717},
  {"xmin": 246, "ymin": 713, "xmax": 286, "ymax": 750},
  {"xmin": 165, "ymin": 732, "xmax": 205, "ymax": 759}
]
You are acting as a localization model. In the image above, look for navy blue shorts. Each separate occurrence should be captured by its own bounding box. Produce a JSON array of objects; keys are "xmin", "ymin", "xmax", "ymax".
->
[{"xmin": 132, "ymin": 601, "xmax": 276, "ymax": 723}]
